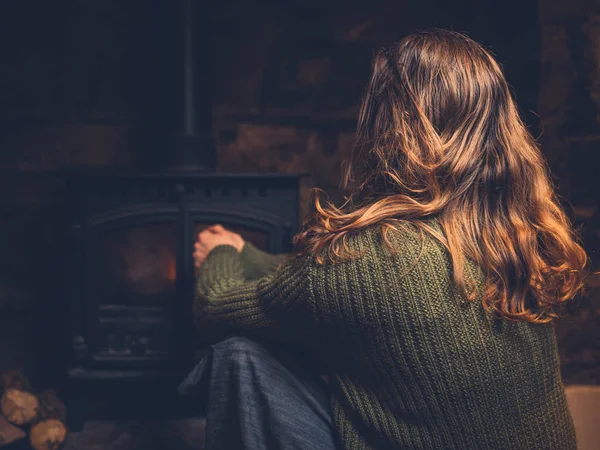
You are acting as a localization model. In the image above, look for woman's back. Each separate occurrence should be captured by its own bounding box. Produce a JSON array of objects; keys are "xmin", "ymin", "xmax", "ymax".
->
[
  {"xmin": 289, "ymin": 30, "xmax": 587, "ymax": 446},
  {"xmin": 306, "ymin": 222, "xmax": 576, "ymax": 449}
]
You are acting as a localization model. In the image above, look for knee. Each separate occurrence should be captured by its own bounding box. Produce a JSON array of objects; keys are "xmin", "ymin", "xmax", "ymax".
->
[
  {"xmin": 209, "ymin": 334, "xmax": 278, "ymax": 377},
  {"xmin": 211, "ymin": 334, "xmax": 267, "ymax": 357}
]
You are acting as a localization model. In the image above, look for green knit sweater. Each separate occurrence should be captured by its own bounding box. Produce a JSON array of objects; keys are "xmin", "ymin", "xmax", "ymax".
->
[{"xmin": 195, "ymin": 221, "xmax": 576, "ymax": 449}]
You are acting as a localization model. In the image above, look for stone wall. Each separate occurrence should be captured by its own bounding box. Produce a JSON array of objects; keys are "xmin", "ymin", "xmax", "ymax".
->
[
  {"xmin": 0, "ymin": 0, "xmax": 598, "ymax": 447},
  {"xmin": 211, "ymin": 0, "xmax": 542, "ymax": 211},
  {"xmin": 538, "ymin": 0, "xmax": 600, "ymax": 385},
  {"xmin": 0, "ymin": 1, "xmax": 142, "ymax": 386}
]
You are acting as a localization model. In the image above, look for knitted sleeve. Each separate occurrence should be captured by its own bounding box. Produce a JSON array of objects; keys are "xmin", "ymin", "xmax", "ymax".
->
[
  {"xmin": 194, "ymin": 244, "xmax": 314, "ymax": 343},
  {"xmin": 240, "ymin": 241, "xmax": 287, "ymax": 280}
]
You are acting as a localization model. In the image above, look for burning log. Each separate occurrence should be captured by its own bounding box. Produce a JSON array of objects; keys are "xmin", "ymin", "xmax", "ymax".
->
[
  {"xmin": 29, "ymin": 390, "xmax": 67, "ymax": 450},
  {"xmin": 0, "ymin": 415, "xmax": 26, "ymax": 448},
  {"xmin": 0, "ymin": 371, "xmax": 39, "ymax": 426}
]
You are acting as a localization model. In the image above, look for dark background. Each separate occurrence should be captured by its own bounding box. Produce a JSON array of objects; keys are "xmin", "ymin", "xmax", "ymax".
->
[{"xmin": 0, "ymin": 0, "xmax": 598, "ymax": 446}]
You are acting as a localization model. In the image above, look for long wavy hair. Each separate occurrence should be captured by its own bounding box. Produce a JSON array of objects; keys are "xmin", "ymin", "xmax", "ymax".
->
[{"xmin": 294, "ymin": 29, "xmax": 588, "ymax": 323}]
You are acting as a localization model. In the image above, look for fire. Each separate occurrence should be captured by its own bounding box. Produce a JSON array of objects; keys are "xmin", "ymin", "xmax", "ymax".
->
[
  {"xmin": 166, "ymin": 257, "xmax": 177, "ymax": 283},
  {"xmin": 117, "ymin": 227, "xmax": 177, "ymax": 295}
]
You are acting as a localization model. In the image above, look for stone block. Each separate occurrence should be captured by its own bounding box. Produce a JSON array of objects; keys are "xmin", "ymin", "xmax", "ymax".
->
[
  {"xmin": 0, "ymin": 124, "xmax": 137, "ymax": 171},
  {"xmin": 539, "ymin": 0, "xmax": 600, "ymax": 23}
]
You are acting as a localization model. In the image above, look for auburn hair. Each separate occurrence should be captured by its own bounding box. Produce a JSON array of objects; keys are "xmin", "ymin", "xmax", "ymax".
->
[{"xmin": 294, "ymin": 29, "xmax": 588, "ymax": 323}]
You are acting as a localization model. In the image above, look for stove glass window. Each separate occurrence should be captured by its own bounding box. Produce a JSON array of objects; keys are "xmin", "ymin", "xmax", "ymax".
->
[{"xmin": 94, "ymin": 223, "xmax": 177, "ymax": 306}]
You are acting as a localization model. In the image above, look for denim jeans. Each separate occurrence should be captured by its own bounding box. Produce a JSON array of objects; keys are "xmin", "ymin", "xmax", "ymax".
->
[{"xmin": 179, "ymin": 335, "xmax": 337, "ymax": 450}]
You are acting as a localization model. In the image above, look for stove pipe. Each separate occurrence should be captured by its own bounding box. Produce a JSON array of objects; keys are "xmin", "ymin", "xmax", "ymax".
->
[{"xmin": 161, "ymin": 0, "xmax": 216, "ymax": 170}]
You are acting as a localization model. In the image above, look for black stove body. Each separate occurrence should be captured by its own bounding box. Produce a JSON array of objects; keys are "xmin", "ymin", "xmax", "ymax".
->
[{"xmin": 65, "ymin": 172, "xmax": 301, "ymax": 426}]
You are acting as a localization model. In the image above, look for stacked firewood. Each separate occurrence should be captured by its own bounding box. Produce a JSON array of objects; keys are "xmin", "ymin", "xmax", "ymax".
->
[{"xmin": 0, "ymin": 371, "xmax": 67, "ymax": 450}]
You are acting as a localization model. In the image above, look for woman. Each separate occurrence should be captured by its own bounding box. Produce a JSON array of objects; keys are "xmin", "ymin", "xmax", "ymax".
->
[{"xmin": 188, "ymin": 29, "xmax": 587, "ymax": 449}]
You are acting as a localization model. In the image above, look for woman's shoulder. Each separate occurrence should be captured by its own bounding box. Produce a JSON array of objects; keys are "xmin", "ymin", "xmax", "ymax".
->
[
  {"xmin": 346, "ymin": 218, "xmax": 443, "ymax": 252},
  {"xmin": 305, "ymin": 218, "xmax": 445, "ymax": 271},
  {"xmin": 303, "ymin": 219, "xmax": 453, "ymax": 298}
]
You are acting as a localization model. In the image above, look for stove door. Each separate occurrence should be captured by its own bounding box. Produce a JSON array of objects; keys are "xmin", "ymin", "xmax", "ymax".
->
[{"xmin": 84, "ymin": 207, "xmax": 183, "ymax": 370}]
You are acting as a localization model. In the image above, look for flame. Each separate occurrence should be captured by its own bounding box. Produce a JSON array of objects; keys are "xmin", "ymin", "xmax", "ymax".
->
[
  {"xmin": 166, "ymin": 256, "xmax": 177, "ymax": 283},
  {"xmin": 118, "ymin": 227, "xmax": 177, "ymax": 295}
]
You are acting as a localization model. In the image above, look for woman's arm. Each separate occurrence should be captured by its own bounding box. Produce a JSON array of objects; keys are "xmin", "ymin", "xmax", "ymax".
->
[
  {"xmin": 195, "ymin": 244, "xmax": 314, "ymax": 344},
  {"xmin": 194, "ymin": 225, "xmax": 287, "ymax": 281}
]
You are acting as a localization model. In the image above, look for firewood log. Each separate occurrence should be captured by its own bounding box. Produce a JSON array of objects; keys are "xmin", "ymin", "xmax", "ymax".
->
[
  {"xmin": 0, "ymin": 372, "xmax": 39, "ymax": 426},
  {"xmin": 0, "ymin": 415, "xmax": 26, "ymax": 448},
  {"xmin": 29, "ymin": 390, "xmax": 67, "ymax": 450}
]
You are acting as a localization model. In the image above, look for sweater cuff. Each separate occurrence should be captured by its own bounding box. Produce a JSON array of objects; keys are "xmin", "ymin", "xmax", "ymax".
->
[{"xmin": 202, "ymin": 245, "xmax": 244, "ymax": 282}]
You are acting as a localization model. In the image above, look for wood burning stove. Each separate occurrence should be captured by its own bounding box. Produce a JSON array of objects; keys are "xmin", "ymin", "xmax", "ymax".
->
[
  {"xmin": 63, "ymin": 0, "xmax": 304, "ymax": 427},
  {"xmin": 65, "ymin": 171, "xmax": 301, "ymax": 427}
]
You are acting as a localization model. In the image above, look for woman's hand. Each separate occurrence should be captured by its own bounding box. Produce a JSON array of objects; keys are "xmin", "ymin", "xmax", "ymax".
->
[{"xmin": 193, "ymin": 224, "xmax": 245, "ymax": 269}]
